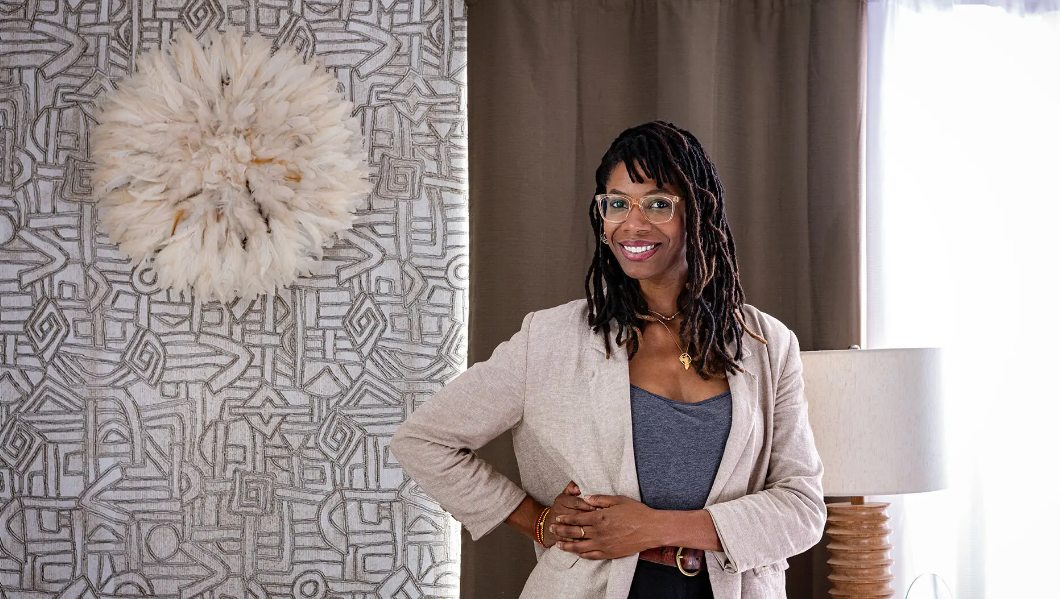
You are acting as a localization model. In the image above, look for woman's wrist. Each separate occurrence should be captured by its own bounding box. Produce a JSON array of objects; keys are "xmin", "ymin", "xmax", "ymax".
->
[
  {"xmin": 654, "ymin": 508, "xmax": 721, "ymax": 551},
  {"xmin": 504, "ymin": 495, "xmax": 549, "ymax": 542},
  {"xmin": 645, "ymin": 507, "xmax": 676, "ymax": 548}
]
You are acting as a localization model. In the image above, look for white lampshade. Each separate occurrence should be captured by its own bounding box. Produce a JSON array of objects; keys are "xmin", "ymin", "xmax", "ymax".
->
[{"xmin": 800, "ymin": 347, "xmax": 946, "ymax": 496}]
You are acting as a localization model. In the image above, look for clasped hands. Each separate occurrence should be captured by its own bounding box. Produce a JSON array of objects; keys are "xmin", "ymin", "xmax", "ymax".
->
[{"xmin": 542, "ymin": 481, "xmax": 659, "ymax": 560}]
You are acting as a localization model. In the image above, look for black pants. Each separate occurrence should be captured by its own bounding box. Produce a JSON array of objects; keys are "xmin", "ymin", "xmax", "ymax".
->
[{"xmin": 627, "ymin": 559, "xmax": 716, "ymax": 599}]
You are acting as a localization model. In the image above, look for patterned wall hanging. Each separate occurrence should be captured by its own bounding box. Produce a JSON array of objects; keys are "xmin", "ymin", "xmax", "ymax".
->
[
  {"xmin": 0, "ymin": 2, "xmax": 468, "ymax": 597},
  {"xmin": 90, "ymin": 28, "xmax": 372, "ymax": 301}
]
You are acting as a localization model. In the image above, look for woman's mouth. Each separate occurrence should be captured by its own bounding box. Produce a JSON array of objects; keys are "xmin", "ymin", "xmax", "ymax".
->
[{"xmin": 618, "ymin": 242, "xmax": 662, "ymax": 261}]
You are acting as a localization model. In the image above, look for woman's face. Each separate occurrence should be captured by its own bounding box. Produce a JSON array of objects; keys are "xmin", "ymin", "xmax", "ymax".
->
[{"xmin": 601, "ymin": 163, "xmax": 688, "ymax": 286}]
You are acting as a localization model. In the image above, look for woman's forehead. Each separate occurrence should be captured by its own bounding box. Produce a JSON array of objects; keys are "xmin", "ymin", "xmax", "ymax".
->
[{"xmin": 606, "ymin": 162, "xmax": 681, "ymax": 196}]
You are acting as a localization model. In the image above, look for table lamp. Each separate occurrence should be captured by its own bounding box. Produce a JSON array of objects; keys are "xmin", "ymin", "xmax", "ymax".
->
[{"xmin": 800, "ymin": 347, "xmax": 946, "ymax": 599}]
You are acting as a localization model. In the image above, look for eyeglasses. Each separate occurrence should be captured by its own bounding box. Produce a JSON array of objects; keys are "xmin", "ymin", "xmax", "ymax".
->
[{"xmin": 594, "ymin": 193, "xmax": 681, "ymax": 224}]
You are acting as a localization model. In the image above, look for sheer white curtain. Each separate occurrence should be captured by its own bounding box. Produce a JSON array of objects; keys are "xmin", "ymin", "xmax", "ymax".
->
[{"xmin": 866, "ymin": 1, "xmax": 1060, "ymax": 597}]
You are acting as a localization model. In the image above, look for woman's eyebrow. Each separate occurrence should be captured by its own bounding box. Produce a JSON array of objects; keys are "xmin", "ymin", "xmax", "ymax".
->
[{"xmin": 607, "ymin": 188, "xmax": 669, "ymax": 195}]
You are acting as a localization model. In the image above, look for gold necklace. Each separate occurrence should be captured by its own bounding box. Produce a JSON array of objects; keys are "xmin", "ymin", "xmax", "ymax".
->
[
  {"xmin": 646, "ymin": 302, "xmax": 687, "ymax": 322},
  {"xmin": 658, "ymin": 320, "xmax": 692, "ymax": 370}
]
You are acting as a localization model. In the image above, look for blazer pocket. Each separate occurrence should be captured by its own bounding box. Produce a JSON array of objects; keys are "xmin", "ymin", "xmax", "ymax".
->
[{"xmin": 538, "ymin": 544, "xmax": 580, "ymax": 570}]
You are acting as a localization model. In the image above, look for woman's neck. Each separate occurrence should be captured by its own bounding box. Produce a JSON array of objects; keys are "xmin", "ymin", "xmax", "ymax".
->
[{"xmin": 638, "ymin": 277, "xmax": 689, "ymax": 316}]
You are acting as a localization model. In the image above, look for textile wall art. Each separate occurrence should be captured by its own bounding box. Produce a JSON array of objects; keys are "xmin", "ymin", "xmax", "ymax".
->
[{"xmin": 0, "ymin": 1, "xmax": 469, "ymax": 597}]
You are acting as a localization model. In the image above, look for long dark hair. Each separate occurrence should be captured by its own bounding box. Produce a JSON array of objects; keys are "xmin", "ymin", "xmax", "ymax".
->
[{"xmin": 584, "ymin": 121, "xmax": 765, "ymax": 377}]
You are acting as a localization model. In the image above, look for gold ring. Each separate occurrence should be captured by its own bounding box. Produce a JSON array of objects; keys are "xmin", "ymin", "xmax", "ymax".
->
[
  {"xmin": 675, "ymin": 547, "xmax": 701, "ymax": 577},
  {"xmin": 579, "ymin": 526, "xmax": 586, "ymax": 538}
]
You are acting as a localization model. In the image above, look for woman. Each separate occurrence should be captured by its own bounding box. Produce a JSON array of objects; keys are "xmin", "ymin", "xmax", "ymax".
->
[{"xmin": 391, "ymin": 121, "xmax": 825, "ymax": 599}]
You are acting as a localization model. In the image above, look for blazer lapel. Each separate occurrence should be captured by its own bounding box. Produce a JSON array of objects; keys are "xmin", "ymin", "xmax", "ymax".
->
[
  {"xmin": 585, "ymin": 328, "xmax": 639, "ymax": 500},
  {"xmin": 706, "ymin": 358, "xmax": 758, "ymax": 506}
]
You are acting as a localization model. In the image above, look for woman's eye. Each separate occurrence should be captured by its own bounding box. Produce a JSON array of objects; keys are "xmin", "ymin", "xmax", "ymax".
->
[
  {"xmin": 609, "ymin": 199, "xmax": 630, "ymax": 209},
  {"xmin": 649, "ymin": 198, "xmax": 673, "ymax": 210}
]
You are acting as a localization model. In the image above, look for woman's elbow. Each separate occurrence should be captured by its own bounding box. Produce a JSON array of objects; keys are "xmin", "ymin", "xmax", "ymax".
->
[
  {"xmin": 811, "ymin": 493, "xmax": 826, "ymax": 540},
  {"xmin": 799, "ymin": 485, "xmax": 827, "ymax": 551},
  {"xmin": 390, "ymin": 421, "xmax": 417, "ymax": 474},
  {"xmin": 390, "ymin": 420, "xmax": 449, "ymax": 483},
  {"xmin": 780, "ymin": 478, "xmax": 827, "ymax": 552}
]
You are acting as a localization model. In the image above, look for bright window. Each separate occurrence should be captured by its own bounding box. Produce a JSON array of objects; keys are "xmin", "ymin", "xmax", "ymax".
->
[{"xmin": 867, "ymin": 2, "xmax": 1060, "ymax": 597}]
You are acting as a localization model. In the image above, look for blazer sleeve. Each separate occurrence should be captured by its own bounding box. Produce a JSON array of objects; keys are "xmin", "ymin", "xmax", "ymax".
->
[
  {"xmin": 390, "ymin": 311, "xmax": 534, "ymax": 541},
  {"xmin": 704, "ymin": 329, "xmax": 827, "ymax": 574}
]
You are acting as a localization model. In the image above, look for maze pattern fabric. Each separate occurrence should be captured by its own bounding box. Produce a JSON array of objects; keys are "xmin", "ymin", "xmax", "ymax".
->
[{"xmin": 0, "ymin": 2, "xmax": 468, "ymax": 598}]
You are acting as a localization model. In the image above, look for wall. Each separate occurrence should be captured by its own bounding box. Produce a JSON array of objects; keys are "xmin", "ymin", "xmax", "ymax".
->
[{"xmin": 0, "ymin": 1, "xmax": 468, "ymax": 597}]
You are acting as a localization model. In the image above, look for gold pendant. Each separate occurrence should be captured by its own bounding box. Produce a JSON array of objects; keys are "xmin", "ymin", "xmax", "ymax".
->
[{"xmin": 679, "ymin": 353, "xmax": 692, "ymax": 370}]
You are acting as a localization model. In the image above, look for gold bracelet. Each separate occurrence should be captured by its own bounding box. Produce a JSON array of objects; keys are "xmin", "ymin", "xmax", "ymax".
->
[{"xmin": 535, "ymin": 507, "xmax": 551, "ymax": 546}]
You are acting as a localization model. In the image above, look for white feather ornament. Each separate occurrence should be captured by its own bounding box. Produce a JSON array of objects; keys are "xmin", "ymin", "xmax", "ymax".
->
[{"xmin": 90, "ymin": 28, "xmax": 371, "ymax": 301}]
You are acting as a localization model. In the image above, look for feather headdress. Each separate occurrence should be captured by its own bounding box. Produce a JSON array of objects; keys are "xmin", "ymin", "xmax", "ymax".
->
[{"xmin": 90, "ymin": 28, "xmax": 371, "ymax": 301}]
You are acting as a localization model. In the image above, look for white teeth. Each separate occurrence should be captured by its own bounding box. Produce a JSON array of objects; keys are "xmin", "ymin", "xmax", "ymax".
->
[{"xmin": 622, "ymin": 244, "xmax": 659, "ymax": 254}]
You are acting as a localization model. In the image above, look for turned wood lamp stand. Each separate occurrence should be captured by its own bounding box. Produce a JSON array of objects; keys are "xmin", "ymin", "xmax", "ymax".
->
[
  {"xmin": 826, "ymin": 497, "xmax": 895, "ymax": 598},
  {"xmin": 799, "ymin": 348, "xmax": 947, "ymax": 599}
]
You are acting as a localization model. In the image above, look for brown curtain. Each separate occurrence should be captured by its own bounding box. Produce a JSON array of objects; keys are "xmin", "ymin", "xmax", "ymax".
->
[{"xmin": 465, "ymin": 1, "xmax": 866, "ymax": 598}]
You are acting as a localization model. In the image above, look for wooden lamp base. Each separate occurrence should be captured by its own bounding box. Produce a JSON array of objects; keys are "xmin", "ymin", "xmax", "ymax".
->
[{"xmin": 825, "ymin": 497, "xmax": 895, "ymax": 599}]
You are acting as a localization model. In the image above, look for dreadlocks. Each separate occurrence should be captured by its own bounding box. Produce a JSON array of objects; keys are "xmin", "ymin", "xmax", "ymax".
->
[{"xmin": 585, "ymin": 121, "xmax": 766, "ymax": 378}]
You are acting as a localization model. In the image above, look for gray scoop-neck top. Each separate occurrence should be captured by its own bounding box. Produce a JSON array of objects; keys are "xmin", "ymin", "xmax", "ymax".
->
[{"xmin": 630, "ymin": 384, "xmax": 733, "ymax": 511}]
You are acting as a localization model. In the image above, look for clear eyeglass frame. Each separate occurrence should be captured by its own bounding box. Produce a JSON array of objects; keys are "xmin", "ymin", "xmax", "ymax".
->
[{"xmin": 594, "ymin": 193, "xmax": 682, "ymax": 224}]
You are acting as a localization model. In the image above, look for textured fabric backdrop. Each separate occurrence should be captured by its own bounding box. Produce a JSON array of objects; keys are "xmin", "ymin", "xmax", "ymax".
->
[{"xmin": 0, "ymin": 2, "xmax": 467, "ymax": 598}]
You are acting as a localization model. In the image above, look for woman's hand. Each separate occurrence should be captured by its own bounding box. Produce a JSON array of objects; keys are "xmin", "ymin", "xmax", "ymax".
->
[
  {"xmin": 550, "ymin": 494, "xmax": 661, "ymax": 559},
  {"xmin": 541, "ymin": 481, "xmax": 595, "ymax": 547}
]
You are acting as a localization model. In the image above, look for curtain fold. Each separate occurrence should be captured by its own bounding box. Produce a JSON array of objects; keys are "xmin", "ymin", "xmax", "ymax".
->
[{"xmin": 467, "ymin": 1, "xmax": 865, "ymax": 597}]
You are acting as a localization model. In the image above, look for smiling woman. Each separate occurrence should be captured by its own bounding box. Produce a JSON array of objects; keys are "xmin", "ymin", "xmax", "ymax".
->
[{"xmin": 391, "ymin": 121, "xmax": 826, "ymax": 599}]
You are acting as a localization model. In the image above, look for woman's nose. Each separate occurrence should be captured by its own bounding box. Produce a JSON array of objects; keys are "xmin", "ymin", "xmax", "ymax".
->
[{"xmin": 623, "ymin": 203, "xmax": 653, "ymax": 231}]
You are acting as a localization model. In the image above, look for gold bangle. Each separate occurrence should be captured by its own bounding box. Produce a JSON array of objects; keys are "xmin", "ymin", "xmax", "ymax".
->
[{"xmin": 675, "ymin": 546, "xmax": 701, "ymax": 577}]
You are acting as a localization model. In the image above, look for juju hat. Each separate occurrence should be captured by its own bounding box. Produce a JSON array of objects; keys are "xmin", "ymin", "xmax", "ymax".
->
[{"xmin": 90, "ymin": 28, "xmax": 371, "ymax": 301}]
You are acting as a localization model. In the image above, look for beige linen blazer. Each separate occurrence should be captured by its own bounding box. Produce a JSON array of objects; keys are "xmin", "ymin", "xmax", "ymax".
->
[{"xmin": 391, "ymin": 299, "xmax": 826, "ymax": 599}]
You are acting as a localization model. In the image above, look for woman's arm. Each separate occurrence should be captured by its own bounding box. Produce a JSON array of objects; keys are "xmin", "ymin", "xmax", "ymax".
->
[{"xmin": 390, "ymin": 312, "xmax": 535, "ymax": 541}]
